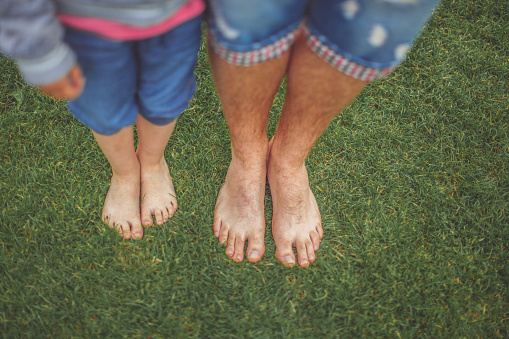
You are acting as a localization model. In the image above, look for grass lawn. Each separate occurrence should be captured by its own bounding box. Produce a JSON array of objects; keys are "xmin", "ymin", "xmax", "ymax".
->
[{"xmin": 1, "ymin": 0, "xmax": 507, "ymax": 337}]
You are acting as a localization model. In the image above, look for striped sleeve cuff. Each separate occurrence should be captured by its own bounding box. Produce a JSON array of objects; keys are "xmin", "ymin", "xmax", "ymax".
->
[{"xmin": 15, "ymin": 42, "xmax": 76, "ymax": 86}]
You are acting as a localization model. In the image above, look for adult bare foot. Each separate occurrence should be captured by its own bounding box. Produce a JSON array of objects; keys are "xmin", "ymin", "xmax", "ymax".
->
[
  {"xmin": 213, "ymin": 157, "xmax": 267, "ymax": 263},
  {"xmin": 102, "ymin": 170, "xmax": 144, "ymax": 240},
  {"xmin": 268, "ymin": 155, "xmax": 323, "ymax": 268},
  {"xmin": 139, "ymin": 158, "xmax": 178, "ymax": 227}
]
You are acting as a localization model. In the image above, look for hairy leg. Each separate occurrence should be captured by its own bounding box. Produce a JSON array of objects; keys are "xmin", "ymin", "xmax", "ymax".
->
[
  {"xmin": 208, "ymin": 40, "xmax": 290, "ymax": 263},
  {"xmin": 268, "ymin": 34, "xmax": 366, "ymax": 267},
  {"xmin": 93, "ymin": 127, "xmax": 143, "ymax": 239},
  {"xmin": 136, "ymin": 116, "xmax": 178, "ymax": 227}
]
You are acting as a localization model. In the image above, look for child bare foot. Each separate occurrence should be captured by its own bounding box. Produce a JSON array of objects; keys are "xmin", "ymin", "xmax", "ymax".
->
[
  {"xmin": 102, "ymin": 171, "xmax": 144, "ymax": 240},
  {"xmin": 139, "ymin": 158, "xmax": 178, "ymax": 226},
  {"xmin": 213, "ymin": 156, "xmax": 266, "ymax": 263},
  {"xmin": 268, "ymin": 157, "xmax": 323, "ymax": 268}
]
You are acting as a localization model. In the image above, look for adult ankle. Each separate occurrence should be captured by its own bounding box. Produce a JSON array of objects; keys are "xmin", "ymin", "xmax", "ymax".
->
[
  {"xmin": 268, "ymin": 148, "xmax": 306, "ymax": 174},
  {"xmin": 231, "ymin": 144, "xmax": 268, "ymax": 167}
]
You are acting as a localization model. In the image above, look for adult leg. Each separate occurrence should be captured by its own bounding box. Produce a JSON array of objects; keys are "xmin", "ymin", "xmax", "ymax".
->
[
  {"xmin": 136, "ymin": 116, "xmax": 178, "ymax": 227},
  {"xmin": 93, "ymin": 127, "xmax": 143, "ymax": 240},
  {"xmin": 268, "ymin": 34, "xmax": 366, "ymax": 268},
  {"xmin": 208, "ymin": 42, "xmax": 290, "ymax": 263}
]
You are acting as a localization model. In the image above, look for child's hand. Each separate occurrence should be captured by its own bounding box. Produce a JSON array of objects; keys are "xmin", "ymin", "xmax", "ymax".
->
[{"xmin": 38, "ymin": 64, "xmax": 85, "ymax": 100}]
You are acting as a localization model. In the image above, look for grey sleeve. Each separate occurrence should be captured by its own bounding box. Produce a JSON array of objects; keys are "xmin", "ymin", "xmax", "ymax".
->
[{"xmin": 0, "ymin": 0, "xmax": 76, "ymax": 85}]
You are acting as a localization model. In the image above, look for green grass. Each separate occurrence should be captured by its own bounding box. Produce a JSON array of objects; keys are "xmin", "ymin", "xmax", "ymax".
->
[{"xmin": 1, "ymin": 0, "xmax": 508, "ymax": 337}]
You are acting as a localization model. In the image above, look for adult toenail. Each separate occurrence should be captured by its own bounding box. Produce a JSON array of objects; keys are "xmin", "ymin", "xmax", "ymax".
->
[
  {"xmin": 250, "ymin": 250, "xmax": 260, "ymax": 259},
  {"xmin": 135, "ymin": 232, "xmax": 142, "ymax": 239},
  {"xmin": 284, "ymin": 256, "xmax": 295, "ymax": 264},
  {"xmin": 314, "ymin": 244, "xmax": 319, "ymax": 251},
  {"xmin": 309, "ymin": 254, "xmax": 315, "ymax": 261},
  {"xmin": 301, "ymin": 260, "xmax": 309, "ymax": 267},
  {"xmin": 235, "ymin": 255, "xmax": 242, "ymax": 262}
]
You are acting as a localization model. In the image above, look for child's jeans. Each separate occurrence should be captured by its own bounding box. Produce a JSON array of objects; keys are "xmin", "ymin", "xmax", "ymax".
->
[{"xmin": 66, "ymin": 15, "xmax": 202, "ymax": 135}]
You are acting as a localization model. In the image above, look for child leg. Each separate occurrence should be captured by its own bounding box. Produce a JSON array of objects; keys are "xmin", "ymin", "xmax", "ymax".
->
[
  {"xmin": 92, "ymin": 127, "xmax": 143, "ymax": 240},
  {"xmin": 64, "ymin": 28, "xmax": 144, "ymax": 239},
  {"xmin": 136, "ymin": 116, "xmax": 178, "ymax": 227},
  {"xmin": 133, "ymin": 15, "xmax": 203, "ymax": 225}
]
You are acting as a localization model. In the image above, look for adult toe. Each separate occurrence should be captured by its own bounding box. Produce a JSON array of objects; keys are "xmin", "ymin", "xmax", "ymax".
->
[
  {"xmin": 276, "ymin": 238, "xmax": 296, "ymax": 268},
  {"xmin": 233, "ymin": 236, "xmax": 245, "ymax": 263},
  {"xmin": 316, "ymin": 223, "xmax": 324, "ymax": 238},
  {"xmin": 225, "ymin": 233, "xmax": 235, "ymax": 258},
  {"xmin": 218, "ymin": 224, "xmax": 229, "ymax": 244},
  {"xmin": 306, "ymin": 239, "xmax": 316, "ymax": 263},
  {"xmin": 212, "ymin": 215, "xmax": 222, "ymax": 237},
  {"xmin": 246, "ymin": 234, "xmax": 265, "ymax": 263},
  {"xmin": 296, "ymin": 239, "xmax": 310, "ymax": 268},
  {"xmin": 310, "ymin": 230, "xmax": 321, "ymax": 252}
]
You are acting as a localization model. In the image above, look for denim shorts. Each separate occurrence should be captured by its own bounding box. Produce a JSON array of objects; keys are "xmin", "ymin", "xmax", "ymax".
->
[
  {"xmin": 208, "ymin": 0, "xmax": 439, "ymax": 81},
  {"xmin": 65, "ymin": 15, "xmax": 202, "ymax": 135}
]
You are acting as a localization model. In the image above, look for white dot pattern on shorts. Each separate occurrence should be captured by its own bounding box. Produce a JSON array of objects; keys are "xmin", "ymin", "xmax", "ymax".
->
[
  {"xmin": 368, "ymin": 24, "xmax": 388, "ymax": 47},
  {"xmin": 213, "ymin": 6, "xmax": 240, "ymax": 40},
  {"xmin": 395, "ymin": 43, "xmax": 411, "ymax": 60},
  {"xmin": 341, "ymin": 0, "xmax": 360, "ymax": 20},
  {"xmin": 304, "ymin": 26, "xmax": 394, "ymax": 82}
]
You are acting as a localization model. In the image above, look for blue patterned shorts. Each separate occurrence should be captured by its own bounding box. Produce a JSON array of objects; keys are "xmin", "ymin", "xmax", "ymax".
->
[{"xmin": 208, "ymin": 0, "xmax": 440, "ymax": 81}]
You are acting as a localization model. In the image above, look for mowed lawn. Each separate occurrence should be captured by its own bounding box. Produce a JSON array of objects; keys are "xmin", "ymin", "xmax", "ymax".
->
[{"xmin": 0, "ymin": 0, "xmax": 507, "ymax": 337}]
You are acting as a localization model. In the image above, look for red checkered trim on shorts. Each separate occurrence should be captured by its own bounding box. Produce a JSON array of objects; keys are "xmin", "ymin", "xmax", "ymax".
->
[
  {"xmin": 209, "ymin": 26, "xmax": 301, "ymax": 66},
  {"xmin": 304, "ymin": 26, "xmax": 393, "ymax": 82}
]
